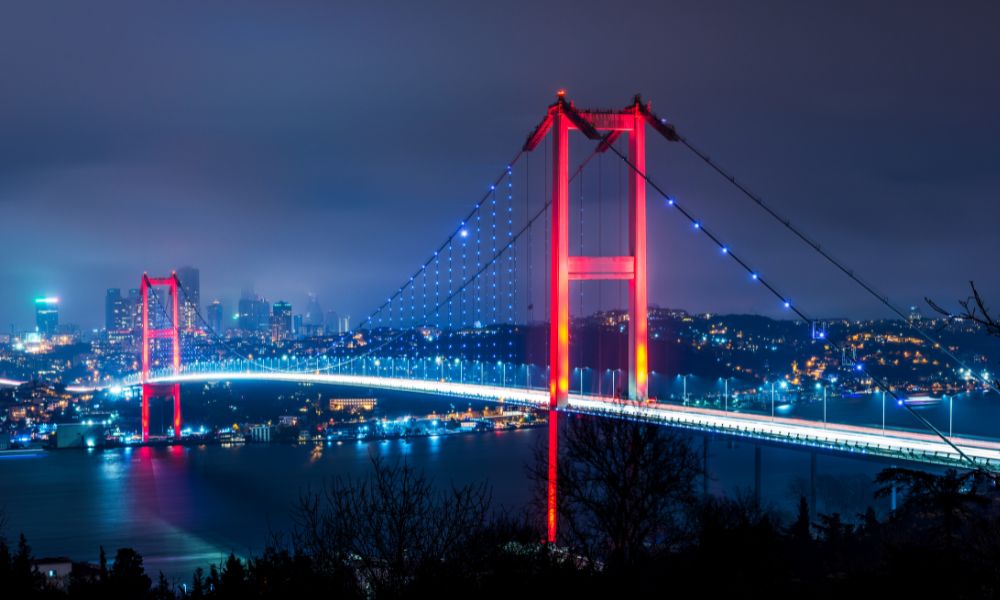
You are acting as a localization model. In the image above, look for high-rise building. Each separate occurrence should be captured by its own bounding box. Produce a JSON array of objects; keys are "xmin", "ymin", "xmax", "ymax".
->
[
  {"xmin": 105, "ymin": 288, "xmax": 121, "ymax": 331},
  {"xmin": 127, "ymin": 288, "xmax": 141, "ymax": 331},
  {"xmin": 105, "ymin": 288, "xmax": 131, "ymax": 331},
  {"xmin": 271, "ymin": 301, "xmax": 292, "ymax": 342},
  {"xmin": 324, "ymin": 310, "xmax": 339, "ymax": 335},
  {"xmin": 35, "ymin": 297, "xmax": 59, "ymax": 336},
  {"xmin": 207, "ymin": 300, "xmax": 224, "ymax": 334},
  {"xmin": 304, "ymin": 294, "xmax": 323, "ymax": 335},
  {"xmin": 238, "ymin": 290, "xmax": 270, "ymax": 334},
  {"xmin": 175, "ymin": 266, "xmax": 200, "ymax": 331}
]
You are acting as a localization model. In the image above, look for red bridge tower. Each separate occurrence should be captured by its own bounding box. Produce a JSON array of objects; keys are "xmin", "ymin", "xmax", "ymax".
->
[
  {"xmin": 140, "ymin": 273, "xmax": 182, "ymax": 442},
  {"xmin": 525, "ymin": 93, "xmax": 677, "ymax": 543}
]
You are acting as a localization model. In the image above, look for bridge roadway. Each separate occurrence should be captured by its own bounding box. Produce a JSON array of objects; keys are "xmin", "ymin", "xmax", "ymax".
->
[
  {"xmin": 126, "ymin": 369, "xmax": 1000, "ymax": 470},
  {"xmin": 7, "ymin": 369, "xmax": 996, "ymax": 469}
]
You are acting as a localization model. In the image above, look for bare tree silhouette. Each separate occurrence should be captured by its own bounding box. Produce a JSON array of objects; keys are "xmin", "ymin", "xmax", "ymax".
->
[
  {"xmin": 530, "ymin": 408, "xmax": 701, "ymax": 572},
  {"xmin": 294, "ymin": 454, "xmax": 492, "ymax": 598},
  {"xmin": 927, "ymin": 281, "xmax": 1000, "ymax": 337}
]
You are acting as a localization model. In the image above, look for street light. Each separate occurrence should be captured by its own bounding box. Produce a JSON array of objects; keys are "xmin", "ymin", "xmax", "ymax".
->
[
  {"xmin": 949, "ymin": 394, "xmax": 954, "ymax": 437},
  {"xmin": 720, "ymin": 377, "xmax": 731, "ymax": 412},
  {"xmin": 813, "ymin": 381, "xmax": 827, "ymax": 427},
  {"xmin": 770, "ymin": 381, "xmax": 776, "ymax": 419},
  {"xmin": 881, "ymin": 390, "xmax": 886, "ymax": 434}
]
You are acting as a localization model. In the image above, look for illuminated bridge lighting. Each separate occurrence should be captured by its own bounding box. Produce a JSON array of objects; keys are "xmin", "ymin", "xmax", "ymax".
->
[{"xmin": 116, "ymin": 367, "xmax": 1000, "ymax": 470}]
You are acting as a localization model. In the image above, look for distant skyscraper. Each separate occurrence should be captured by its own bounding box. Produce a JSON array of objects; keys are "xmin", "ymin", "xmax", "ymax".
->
[
  {"xmin": 105, "ymin": 288, "xmax": 131, "ymax": 331},
  {"xmin": 175, "ymin": 266, "xmax": 200, "ymax": 331},
  {"xmin": 105, "ymin": 288, "xmax": 121, "ymax": 331},
  {"xmin": 237, "ymin": 297, "xmax": 254, "ymax": 332},
  {"xmin": 207, "ymin": 300, "xmax": 224, "ymax": 334},
  {"xmin": 127, "ymin": 288, "xmax": 141, "ymax": 331},
  {"xmin": 324, "ymin": 310, "xmax": 339, "ymax": 335},
  {"xmin": 271, "ymin": 301, "xmax": 292, "ymax": 342},
  {"xmin": 238, "ymin": 289, "xmax": 270, "ymax": 334},
  {"xmin": 35, "ymin": 297, "xmax": 59, "ymax": 335},
  {"xmin": 304, "ymin": 294, "xmax": 323, "ymax": 334}
]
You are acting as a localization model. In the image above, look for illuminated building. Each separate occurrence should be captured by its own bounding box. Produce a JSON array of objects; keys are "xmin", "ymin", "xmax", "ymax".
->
[
  {"xmin": 105, "ymin": 288, "xmax": 131, "ymax": 331},
  {"xmin": 207, "ymin": 300, "xmax": 224, "ymax": 334},
  {"xmin": 271, "ymin": 301, "xmax": 292, "ymax": 341},
  {"xmin": 105, "ymin": 288, "xmax": 120, "ymax": 331},
  {"xmin": 238, "ymin": 291, "xmax": 270, "ymax": 333},
  {"xmin": 176, "ymin": 266, "xmax": 200, "ymax": 331},
  {"xmin": 127, "ymin": 288, "xmax": 141, "ymax": 331},
  {"xmin": 35, "ymin": 297, "xmax": 59, "ymax": 336},
  {"xmin": 328, "ymin": 398, "xmax": 376, "ymax": 411},
  {"xmin": 303, "ymin": 294, "xmax": 323, "ymax": 335}
]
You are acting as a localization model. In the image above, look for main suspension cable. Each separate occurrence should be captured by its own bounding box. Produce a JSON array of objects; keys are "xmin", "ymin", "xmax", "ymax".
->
[
  {"xmin": 674, "ymin": 131, "xmax": 999, "ymax": 397},
  {"xmin": 596, "ymin": 134, "xmax": 979, "ymax": 468}
]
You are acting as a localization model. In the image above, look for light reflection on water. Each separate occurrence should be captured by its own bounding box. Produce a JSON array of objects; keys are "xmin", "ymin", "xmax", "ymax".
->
[
  {"xmin": 0, "ymin": 428, "xmax": 543, "ymax": 581},
  {"xmin": 5, "ymin": 386, "xmax": 991, "ymax": 582}
]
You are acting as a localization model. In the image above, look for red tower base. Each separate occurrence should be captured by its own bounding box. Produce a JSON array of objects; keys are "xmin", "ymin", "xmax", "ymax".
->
[{"xmin": 142, "ymin": 383, "xmax": 181, "ymax": 442}]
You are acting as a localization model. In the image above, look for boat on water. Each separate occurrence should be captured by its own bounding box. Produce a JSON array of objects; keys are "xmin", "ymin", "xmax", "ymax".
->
[{"xmin": 903, "ymin": 395, "xmax": 942, "ymax": 406}]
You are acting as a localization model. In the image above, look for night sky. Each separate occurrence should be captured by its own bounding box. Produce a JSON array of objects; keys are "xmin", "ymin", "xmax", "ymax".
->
[{"xmin": 2, "ymin": 0, "xmax": 998, "ymax": 329}]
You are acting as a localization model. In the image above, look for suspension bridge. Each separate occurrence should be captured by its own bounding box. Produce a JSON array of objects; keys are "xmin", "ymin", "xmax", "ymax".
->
[{"xmin": 10, "ymin": 93, "xmax": 998, "ymax": 543}]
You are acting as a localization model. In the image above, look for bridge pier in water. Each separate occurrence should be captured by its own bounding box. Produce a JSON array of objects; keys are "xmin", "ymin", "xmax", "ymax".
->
[{"xmin": 141, "ymin": 383, "xmax": 181, "ymax": 442}]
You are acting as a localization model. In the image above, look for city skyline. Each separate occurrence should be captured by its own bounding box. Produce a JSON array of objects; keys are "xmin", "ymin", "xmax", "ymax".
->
[
  {"xmin": 2, "ymin": 1, "xmax": 999, "ymax": 328},
  {"xmin": 3, "ymin": 4, "xmax": 1000, "ymax": 595}
]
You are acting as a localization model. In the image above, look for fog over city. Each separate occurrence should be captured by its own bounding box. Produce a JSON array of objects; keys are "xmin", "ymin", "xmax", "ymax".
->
[{"xmin": 2, "ymin": 1, "xmax": 998, "ymax": 328}]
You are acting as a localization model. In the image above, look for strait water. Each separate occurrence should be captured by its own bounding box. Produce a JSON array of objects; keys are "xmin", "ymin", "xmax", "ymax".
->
[{"xmin": 3, "ymin": 385, "xmax": 996, "ymax": 582}]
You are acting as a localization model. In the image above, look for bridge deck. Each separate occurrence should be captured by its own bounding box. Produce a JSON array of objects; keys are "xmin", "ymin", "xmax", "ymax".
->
[{"xmin": 135, "ymin": 370, "xmax": 1000, "ymax": 470}]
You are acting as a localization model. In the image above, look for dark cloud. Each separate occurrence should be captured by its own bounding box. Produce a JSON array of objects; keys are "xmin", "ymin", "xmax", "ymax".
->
[{"xmin": 1, "ymin": 0, "xmax": 998, "ymax": 328}]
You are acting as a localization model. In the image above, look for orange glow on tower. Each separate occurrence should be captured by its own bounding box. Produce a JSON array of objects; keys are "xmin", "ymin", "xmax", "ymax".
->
[{"xmin": 524, "ymin": 93, "xmax": 654, "ymax": 545}]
